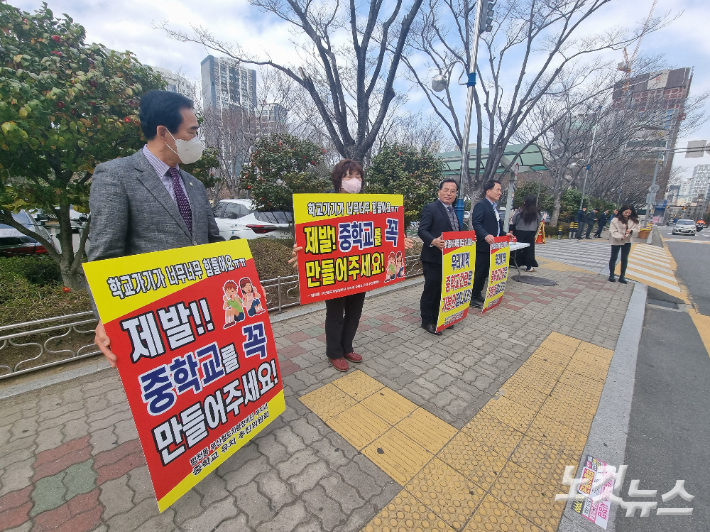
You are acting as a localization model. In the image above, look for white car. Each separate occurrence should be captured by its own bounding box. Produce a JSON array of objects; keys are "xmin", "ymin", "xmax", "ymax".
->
[
  {"xmin": 671, "ymin": 219, "xmax": 696, "ymax": 236},
  {"xmin": 213, "ymin": 199, "xmax": 293, "ymax": 240}
]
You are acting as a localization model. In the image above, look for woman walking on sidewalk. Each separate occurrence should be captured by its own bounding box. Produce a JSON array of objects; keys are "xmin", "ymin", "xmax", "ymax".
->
[
  {"xmin": 510, "ymin": 196, "xmax": 543, "ymax": 272},
  {"xmin": 608, "ymin": 204, "xmax": 639, "ymax": 284}
]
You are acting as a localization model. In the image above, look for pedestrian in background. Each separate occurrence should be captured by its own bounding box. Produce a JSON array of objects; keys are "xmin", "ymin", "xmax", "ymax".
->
[
  {"xmin": 418, "ymin": 179, "xmax": 462, "ymax": 335},
  {"xmin": 595, "ymin": 209, "xmax": 608, "ymax": 238},
  {"xmin": 510, "ymin": 196, "xmax": 543, "ymax": 272},
  {"xmin": 608, "ymin": 204, "xmax": 639, "ymax": 284},
  {"xmin": 585, "ymin": 208, "xmax": 598, "ymax": 239},
  {"xmin": 575, "ymin": 206, "xmax": 588, "ymax": 240}
]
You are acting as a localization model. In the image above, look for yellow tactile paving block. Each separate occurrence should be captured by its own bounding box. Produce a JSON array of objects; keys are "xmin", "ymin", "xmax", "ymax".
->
[
  {"xmin": 564, "ymin": 359, "xmax": 609, "ymax": 382},
  {"xmin": 497, "ymin": 381, "xmax": 548, "ymax": 412},
  {"xmin": 550, "ymin": 382, "xmax": 601, "ymax": 414},
  {"xmin": 489, "ymin": 462, "xmax": 566, "ymax": 532},
  {"xmin": 362, "ymin": 428, "xmax": 434, "ymax": 485},
  {"xmin": 505, "ymin": 367, "xmax": 559, "ymax": 396},
  {"xmin": 509, "ymin": 435, "xmax": 578, "ymax": 486},
  {"xmin": 461, "ymin": 413, "xmax": 524, "ymax": 459},
  {"xmin": 518, "ymin": 356, "xmax": 566, "ymax": 378},
  {"xmin": 438, "ymin": 432, "xmax": 508, "ymax": 490},
  {"xmin": 479, "ymin": 395, "xmax": 536, "ymax": 433},
  {"xmin": 405, "ymin": 458, "xmax": 486, "ymax": 530},
  {"xmin": 362, "ymin": 490, "xmax": 456, "ymax": 532},
  {"xmin": 526, "ymin": 414, "xmax": 588, "ymax": 456},
  {"xmin": 527, "ymin": 348, "xmax": 573, "ymax": 367},
  {"xmin": 569, "ymin": 351, "xmax": 613, "ymax": 369},
  {"xmin": 538, "ymin": 396, "xmax": 595, "ymax": 434},
  {"xmin": 361, "ymin": 387, "xmax": 417, "ymax": 425},
  {"xmin": 299, "ymin": 383, "xmax": 357, "ymax": 420},
  {"xmin": 332, "ymin": 369, "xmax": 384, "ymax": 401},
  {"xmin": 557, "ymin": 371, "xmax": 604, "ymax": 396},
  {"xmin": 326, "ymin": 403, "xmax": 390, "ymax": 450},
  {"xmin": 463, "ymin": 495, "xmax": 543, "ymax": 531},
  {"xmin": 537, "ymin": 257, "xmax": 590, "ymax": 274},
  {"xmin": 575, "ymin": 342, "xmax": 614, "ymax": 361},
  {"xmin": 547, "ymin": 332, "xmax": 582, "ymax": 349},
  {"xmin": 396, "ymin": 408, "xmax": 457, "ymax": 454}
]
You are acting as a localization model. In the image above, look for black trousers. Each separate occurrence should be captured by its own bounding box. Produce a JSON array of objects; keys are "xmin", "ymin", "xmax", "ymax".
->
[
  {"xmin": 472, "ymin": 251, "xmax": 490, "ymax": 297},
  {"xmin": 609, "ymin": 243, "xmax": 631, "ymax": 277},
  {"xmin": 594, "ymin": 223, "xmax": 604, "ymax": 238},
  {"xmin": 420, "ymin": 261, "xmax": 442, "ymax": 325},
  {"xmin": 324, "ymin": 292, "xmax": 366, "ymax": 359},
  {"xmin": 512, "ymin": 229, "xmax": 538, "ymax": 269},
  {"xmin": 585, "ymin": 223, "xmax": 594, "ymax": 238}
]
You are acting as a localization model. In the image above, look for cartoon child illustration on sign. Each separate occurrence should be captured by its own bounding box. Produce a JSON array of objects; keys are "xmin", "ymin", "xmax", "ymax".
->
[
  {"xmin": 223, "ymin": 280, "xmax": 245, "ymax": 328},
  {"xmin": 385, "ymin": 252, "xmax": 397, "ymax": 282},
  {"xmin": 396, "ymin": 251, "xmax": 405, "ymax": 278},
  {"xmin": 240, "ymin": 277, "xmax": 265, "ymax": 317}
]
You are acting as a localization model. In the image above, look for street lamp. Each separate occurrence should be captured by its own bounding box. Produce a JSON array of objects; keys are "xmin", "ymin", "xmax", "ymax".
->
[{"xmin": 432, "ymin": 0, "xmax": 491, "ymax": 229}]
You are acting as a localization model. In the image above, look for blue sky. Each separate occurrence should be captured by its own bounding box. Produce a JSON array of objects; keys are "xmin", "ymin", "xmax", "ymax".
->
[{"xmin": 14, "ymin": 0, "xmax": 710, "ymax": 179}]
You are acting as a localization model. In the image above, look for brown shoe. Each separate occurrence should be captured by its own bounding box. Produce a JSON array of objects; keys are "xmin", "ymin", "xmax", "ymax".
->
[
  {"xmin": 344, "ymin": 352, "xmax": 362, "ymax": 363},
  {"xmin": 330, "ymin": 357, "xmax": 349, "ymax": 372}
]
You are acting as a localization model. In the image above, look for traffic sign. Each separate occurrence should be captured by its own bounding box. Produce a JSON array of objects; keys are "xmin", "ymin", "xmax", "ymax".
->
[{"xmin": 649, "ymin": 184, "xmax": 660, "ymax": 193}]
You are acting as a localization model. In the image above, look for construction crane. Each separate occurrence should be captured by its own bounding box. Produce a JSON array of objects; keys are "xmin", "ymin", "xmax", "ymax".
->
[{"xmin": 618, "ymin": 0, "xmax": 658, "ymax": 90}]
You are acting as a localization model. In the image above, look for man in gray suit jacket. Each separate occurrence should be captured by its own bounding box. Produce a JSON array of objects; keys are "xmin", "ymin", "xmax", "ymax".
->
[{"xmin": 91, "ymin": 90, "xmax": 223, "ymax": 367}]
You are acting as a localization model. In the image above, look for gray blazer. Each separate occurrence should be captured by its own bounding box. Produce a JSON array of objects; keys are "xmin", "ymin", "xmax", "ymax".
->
[{"xmin": 88, "ymin": 149, "xmax": 223, "ymax": 265}]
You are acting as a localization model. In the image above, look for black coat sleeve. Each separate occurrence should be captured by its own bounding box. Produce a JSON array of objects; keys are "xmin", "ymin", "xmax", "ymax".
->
[
  {"xmin": 470, "ymin": 201, "xmax": 489, "ymax": 240},
  {"xmin": 418, "ymin": 203, "xmax": 437, "ymax": 247}
]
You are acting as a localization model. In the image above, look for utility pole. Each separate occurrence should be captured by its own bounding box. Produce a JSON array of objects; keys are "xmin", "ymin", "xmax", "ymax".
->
[
  {"xmin": 579, "ymin": 109, "xmax": 601, "ymax": 210},
  {"xmin": 455, "ymin": 0, "xmax": 492, "ymax": 229},
  {"xmin": 645, "ymin": 151, "xmax": 665, "ymax": 226}
]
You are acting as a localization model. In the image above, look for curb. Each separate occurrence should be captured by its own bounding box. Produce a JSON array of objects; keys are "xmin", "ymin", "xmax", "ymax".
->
[{"xmin": 558, "ymin": 281, "xmax": 648, "ymax": 532}]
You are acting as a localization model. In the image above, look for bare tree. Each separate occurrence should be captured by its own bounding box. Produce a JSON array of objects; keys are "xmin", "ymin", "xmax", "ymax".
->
[
  {"xmin": 162, "ymin": 0, "xmax": 426, "ymax": 163},
  {"xmin": 402, "ymin": 0, "xmax": 670, "ymax": 198}
]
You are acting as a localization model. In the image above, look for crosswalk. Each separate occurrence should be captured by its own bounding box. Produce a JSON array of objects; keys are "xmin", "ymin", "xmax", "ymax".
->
[
  {"xmin": 620, "ymin": 244, "xmax": 682, "ymax": 294},
  {"xmin": 535, "ymin": 239, "xmax": 610, "ymax": 274},
  {"xmin": 534, "ymin": 238, "xmax": 685, "ymax": 297}
]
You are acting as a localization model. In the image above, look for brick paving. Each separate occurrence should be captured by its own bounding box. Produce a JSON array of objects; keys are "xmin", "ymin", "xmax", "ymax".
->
[{"xmin": 0, "ymin": 263, "xmax": 633, "ymax": 532}]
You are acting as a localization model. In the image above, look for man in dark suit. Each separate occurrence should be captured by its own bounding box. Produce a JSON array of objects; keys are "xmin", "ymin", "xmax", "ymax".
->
[
  {"xmin": 418, "ymin": 179, "xmax": 461, "ymax": 335},
  {"xmin": 576, "ymin": 206, "xmax": 588, "ymax": 240},
  {"xmin": 470, "ymin": 180, "xmax": 509, "ymax": 308},
  {"xmin": 585, "ymin": 208, "xmax": 598, "ymax": 238},
  {"xmin": 595, "ymin": 209, "xmax": 608, "ymax": 238},
  {"xmin": 90, "ymin": 90, "xmax": 224, "ymax": 367}
]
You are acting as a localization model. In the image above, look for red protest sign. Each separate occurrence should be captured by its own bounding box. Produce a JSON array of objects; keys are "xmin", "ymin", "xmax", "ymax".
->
[
  {"xmin": 293, "ymin": 193, "xmax": 406, "ymax": 304},
  {"xmin": 83, "ymin": 240, "xmax": 285, "ymax": 511}
]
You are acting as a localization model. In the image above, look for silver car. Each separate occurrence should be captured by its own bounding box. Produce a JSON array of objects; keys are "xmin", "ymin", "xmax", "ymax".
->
[{"xmin": 671, "ymin": 219, "xmax": 696, "ymax": 236}]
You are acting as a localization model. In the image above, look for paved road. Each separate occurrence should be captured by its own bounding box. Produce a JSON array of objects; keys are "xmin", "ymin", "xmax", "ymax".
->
[
  {"xmin": 659, "ymin": 225, "xmax": 710, "ymax": 314},
  {"xmin": 617, "ymin": 230, "xmax": 710, "ymax": 532}
]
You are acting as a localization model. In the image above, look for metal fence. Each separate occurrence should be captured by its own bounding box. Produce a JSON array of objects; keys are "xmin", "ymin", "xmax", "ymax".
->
[{"xmin": 0, "ymin": 255, "xmax": 423, "ymax": 380}]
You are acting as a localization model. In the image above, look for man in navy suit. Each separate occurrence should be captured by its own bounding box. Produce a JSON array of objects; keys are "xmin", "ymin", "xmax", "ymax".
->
[
  {"xmin": 418, "ymin": 179, "xmax": 461, "ymax": 335},
  {"xmin": 470, "ymin": 180, "xmax": 510, "ymax": 308}
]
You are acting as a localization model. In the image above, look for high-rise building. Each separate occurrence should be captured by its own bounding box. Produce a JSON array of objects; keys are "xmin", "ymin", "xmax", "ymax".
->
[
  {"xmin": 153, "ymin": 67, "xmax": 195, "ymax": 99},
  {"xmin": 613, "ymin": 68, "xmax": 693, "ymax": 190},
  {"xmin": 688, "ymin": 164, "xmax": 710, "ymax": 200},
  {"xmin": 259, "ymin": 103, "xmax": 287, "ymax": 124},
  {"xmin": 201, "ymin": 55, "xmax": 257, "ymax": 112}
]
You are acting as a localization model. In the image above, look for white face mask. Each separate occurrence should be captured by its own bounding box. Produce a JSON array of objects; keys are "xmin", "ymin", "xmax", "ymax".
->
[
  {"xmin": 341, "ymin": 178, "xmax": 362, "ymax": 194},
  {"xmin": 167, "ymin": 132, "xmax": 203, "ymax": 164}
]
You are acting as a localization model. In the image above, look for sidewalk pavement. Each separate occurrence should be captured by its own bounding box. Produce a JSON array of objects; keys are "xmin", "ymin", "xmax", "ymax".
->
[{"xmin": 0, "ymin": 262, "xmax": 634, "ymax": 532}]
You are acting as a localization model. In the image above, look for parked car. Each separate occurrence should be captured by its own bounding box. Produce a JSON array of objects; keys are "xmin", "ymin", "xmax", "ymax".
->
[
  {"xmin": 213, "ymin": 199, "xmax": 293, "ymax": 240},
  {"xmin": 671, "ymin": 219, "xmax": 696, "ymax": 236},
  {"xmin": 0, "ymin": 210, "xmax": 59, "ymax": 257}
]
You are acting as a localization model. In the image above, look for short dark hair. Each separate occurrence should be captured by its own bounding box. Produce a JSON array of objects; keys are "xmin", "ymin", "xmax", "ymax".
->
[
  {"xmin": 331, "ymin": 159, "xmax": 364, "ymax": 191},
  {"xmin": 139, "ymin": 90, "xmax": 194, "ymax": 140},
  {"xmin": 439, "ymin": 178, "xmax": 458, "ymax": 191},
  {"xmin": 483, "ymin": 180, "xmax": 501, "ymax": 192}
]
